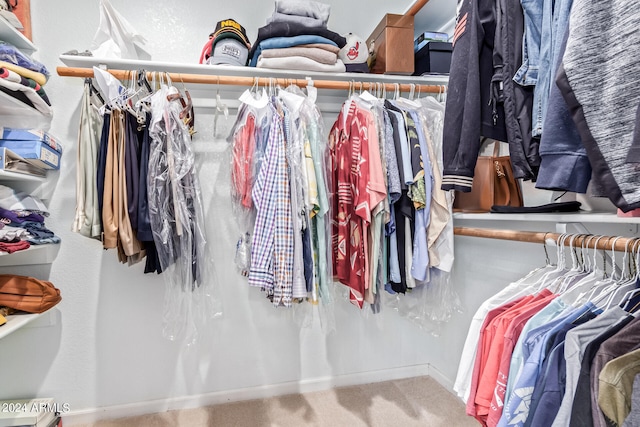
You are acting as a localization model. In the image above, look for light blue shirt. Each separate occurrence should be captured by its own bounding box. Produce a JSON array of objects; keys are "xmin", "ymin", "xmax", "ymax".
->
[
  {"xmin": 504, "ymin": 298, "xmax": 567, "ymax": 408},
  {"xmin": 498, "ymin": 303, "xmax": 597, "ymax": 427}
]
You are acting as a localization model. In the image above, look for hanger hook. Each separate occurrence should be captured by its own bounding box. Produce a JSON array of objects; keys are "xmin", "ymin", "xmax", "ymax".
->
[{"xmin": 542, "ymin": 232, "xmax": 551, "ymax": 266}]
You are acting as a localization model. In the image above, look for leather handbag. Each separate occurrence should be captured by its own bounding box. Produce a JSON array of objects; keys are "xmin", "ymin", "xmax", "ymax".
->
[
  {"xmin": 0, "ymin": 274, "xmax": 61, "ymax": 314},
  {"xmin": 453, "ymin": 140, "xmax": 523, "ymax": 213}
]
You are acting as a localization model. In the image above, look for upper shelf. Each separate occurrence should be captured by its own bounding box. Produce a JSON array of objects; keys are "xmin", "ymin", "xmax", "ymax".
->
[
  {"xmin": 57, "ymin": 55, "xmax": 450, "ymax": 86},
  {"xmin": 0, "ymin": 15, "xmax": 36, "ymax": 55},
  {"xmin": 454, "ymin": 212, "xmax": 640, "ymax": 224}
]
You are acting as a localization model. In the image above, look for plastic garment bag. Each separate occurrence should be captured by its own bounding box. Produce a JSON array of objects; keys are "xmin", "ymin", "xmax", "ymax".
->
[
  {"xmin": 147, "ymin": 82, "xmax": 216, "ymax": 343},
  {"xmin": 90, "ymin": 0, "xmax": 150, "ymax": 60}
]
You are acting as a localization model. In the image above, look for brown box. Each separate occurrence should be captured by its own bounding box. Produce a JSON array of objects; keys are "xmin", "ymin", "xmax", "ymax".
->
[{"xmin": 366, "ymin": 13, "xmax": 415, "ymax": 75}]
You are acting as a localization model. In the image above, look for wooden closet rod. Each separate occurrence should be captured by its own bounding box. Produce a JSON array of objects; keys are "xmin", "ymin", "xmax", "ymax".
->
[
  {"xmin": 398, "ymin": 0, "xmax": 431, "ymax": 27},
  {"xmin": 56, "ymin": 66, "xmax": 446, "ymax": 94},
  {"xmin": 454, "ymin": 227, "xmax": 639, "ymax": 252}
]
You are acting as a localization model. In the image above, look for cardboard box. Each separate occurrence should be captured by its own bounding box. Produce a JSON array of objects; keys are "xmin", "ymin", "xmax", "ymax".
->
[
  {"xmin": 366, "ymin": 13, "xmax": 415, "ymax": 75},
  {"xmin": 414, "ymin": 41, "xmax": 453, "ymax": 75}
]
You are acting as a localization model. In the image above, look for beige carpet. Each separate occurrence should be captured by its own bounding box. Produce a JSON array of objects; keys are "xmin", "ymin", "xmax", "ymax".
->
[{"xmin": 71, "ymin": 376, "xmax": 478, "ymax": 427}]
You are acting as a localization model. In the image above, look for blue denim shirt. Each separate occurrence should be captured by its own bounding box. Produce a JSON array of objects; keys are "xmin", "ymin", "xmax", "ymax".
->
[{"xmin": 516, "ymin": 0, "xmax": 552, "ymax": 137}]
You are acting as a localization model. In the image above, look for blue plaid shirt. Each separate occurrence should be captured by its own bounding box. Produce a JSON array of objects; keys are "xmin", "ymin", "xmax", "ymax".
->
[{"xmin": 248, "ymin": 102, "xmax": 294, "ymax": 307}]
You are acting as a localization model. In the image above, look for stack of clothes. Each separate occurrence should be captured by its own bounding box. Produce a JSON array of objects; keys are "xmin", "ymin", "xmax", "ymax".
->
[
  {"xmin": 0, "ymin": 185, "xmax": 59, "ymax": 253},
  {"xmin": 249, "ymin": 0, "xmax": 347, "ymax": 73},
  {"xmin": 0, "ymin": 42, "xmax": 52, "ymax": 119}
]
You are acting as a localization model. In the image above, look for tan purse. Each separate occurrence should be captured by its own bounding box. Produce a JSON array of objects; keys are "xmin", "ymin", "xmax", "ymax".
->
[
  {"xmin": 0, "ymin": 274, "xmax": 61, "ymax": 314},
  {"xmin": 453, "ymin": 140, "xmax": 523, "ymax": 213}
]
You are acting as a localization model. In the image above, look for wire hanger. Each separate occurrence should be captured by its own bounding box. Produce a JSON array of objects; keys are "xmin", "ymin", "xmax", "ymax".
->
[{"xmin": 214, "ymin": 75, "xmax": 229, "ymax": 137}]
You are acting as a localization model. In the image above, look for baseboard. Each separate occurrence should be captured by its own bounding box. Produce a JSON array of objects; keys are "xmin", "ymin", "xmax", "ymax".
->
[
  {"xmin": 63, "ymin": 363, "xmax": 437, "ymax": 426},
  {"xmin": 426, "ymin": 364, "xmax": 455, "ymax": 393}
]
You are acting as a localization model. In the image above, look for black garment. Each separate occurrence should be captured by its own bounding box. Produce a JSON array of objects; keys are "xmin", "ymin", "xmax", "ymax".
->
[
  {"xmin": 125, "ymin": 113, "xmax": 141, "ymax": 231},
  {"xmin": 441, "ymin": 0, "xmax": 508, "ymax": 192},
  {"xmin": 495, "ymin": 0, "xmax": 537, "ymax": 180},
  {"xmin": 137, "ymin": 113, "xmax": 153, "ymax": 242},
  {"xmin": 303, "ymin": 220, "xmax": 313, "ymax": 293},
  {"xmin": 248, "ymin": 21, "xmax": 347, "ymax": 60},
  {"xmin": 489, "ymin": 201, "xmax": 581, "ymax": 213},
  {"xmin": 0, "ymin": 86, "xmax": 35, "ymax": 109},
  {"xmin": 556, "ymin": 63, "xmax": 638, "ymax": 212},
  {"xmin": 569, "ymin": 315, "xmax": 635, "ymax": 427},
  {"xmin": 384, "ymin": 101, "xmax": 407, "ymax": 188},
  {"xmin": 626, "ymin": 103, "xmax": 640, "ymax": 164},
  {"xmin": 136, "ymin": 113, "xmax": 162, "ymax": 274},
  {"xmin": 390, "ymin": 192, "xmax": 414, "ymax": 294},
  {"xmin": 96, "ymin": 112, "xmax": 111, "ymax": 232}
]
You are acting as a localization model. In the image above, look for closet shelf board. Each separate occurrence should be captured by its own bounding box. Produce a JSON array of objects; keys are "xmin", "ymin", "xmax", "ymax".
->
[
  {"xmin": 0, "ymin": 16, "xmax": 36, "ymax": 55},
  {"xmin": 0, "ymin": 91, "xmax": 51, "ymax": 131},
  {"xmin": 454, "ymin": 212, "xmax": 640, "ymax": 224},
  {"xmin": 0, "ymin": 243, "xmax": 60, "ymax": 267},
  {"xmin": 0, "ymin": 169, "xmax": 46, "ymax": 183},
  {"xmin": 57, "ymin": 55, "xmax": 450, "ymax": 86},
  {"xmin": 0, "ymin": 310, "xmax": 48, "ymax": 340}
]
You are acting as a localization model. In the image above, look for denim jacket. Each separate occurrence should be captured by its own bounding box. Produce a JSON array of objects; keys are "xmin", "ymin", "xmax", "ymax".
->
[{"xmin": 516, "ymin": 0, "xmax": 573, "ymax": 138}]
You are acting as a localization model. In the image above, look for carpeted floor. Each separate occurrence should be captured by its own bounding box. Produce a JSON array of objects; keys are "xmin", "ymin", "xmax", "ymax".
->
[{"xmin": 71, "ymin": 376, "xmax": 478, "ymax": 427}]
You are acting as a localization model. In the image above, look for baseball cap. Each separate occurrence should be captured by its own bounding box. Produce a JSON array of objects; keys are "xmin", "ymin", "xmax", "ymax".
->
[
  {"xmin": 211, "ymin": 19, "xmax": 251, "ymax": 50},
  {"xmin": 209, "ymin": 38, "xmax": 249, "ymax": 67},
  {"xmin": 338, "ymin": 33, "xmax": 369, "ymax": 73}
]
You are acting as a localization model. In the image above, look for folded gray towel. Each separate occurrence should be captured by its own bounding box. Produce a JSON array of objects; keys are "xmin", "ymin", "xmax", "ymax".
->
[{"xmin": 275, "ymin": 0, "xmax": 331, "ymax": 25}]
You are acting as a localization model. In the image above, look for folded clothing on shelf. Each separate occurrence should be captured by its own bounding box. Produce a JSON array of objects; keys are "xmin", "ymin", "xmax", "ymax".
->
[
  {"xmin": 256, "ymin": 55, "xmax": 345, "ymax": 73},
  {"xmin": 249, "ymin": 22, "xmax": 346, "ymax": 67},
  {"xmin": 273, "ymin": 0, "xmax": 331, "ymax": 25},
  {"xmin": 0, "ymin": 42, "xmax": 49, "ymax": 80}
]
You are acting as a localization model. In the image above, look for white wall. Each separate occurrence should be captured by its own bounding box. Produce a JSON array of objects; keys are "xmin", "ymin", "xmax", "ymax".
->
[{"xmin": 2, "ymin": 0, "xmax": 470, "ymax": 422}]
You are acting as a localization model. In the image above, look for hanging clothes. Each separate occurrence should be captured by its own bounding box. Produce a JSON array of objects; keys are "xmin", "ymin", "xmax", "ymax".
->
[
  {"xmin": 147, "ymin": 84, "xmax": 207, "ymax": 287},
  {"xmin": 73, "ymin": 80, "xmax": 104, "ymax": 239},
  {"xmin": 457, "ymin": 238, "xmax": 640, "ymax": 427},
  {"xmin": 329, "ymin": 98, "xmax": 386, "ymax": 307},
  {"xmin": 227, "ymin": 82, "xmax": 456, "ymax": 325}
]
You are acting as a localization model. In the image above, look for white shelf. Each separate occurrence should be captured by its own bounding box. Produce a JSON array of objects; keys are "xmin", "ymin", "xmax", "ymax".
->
[
  {"xmin": 0, "ymin": 244, "xmax": 60, "ymax": 267},
  {"xmin": 0, "ymin": 91, "xmax": 52, "ymax": 131},
  {"xmin": 0, "ymin": 169, "xmax": 46, "ymax": 183},
  {"xmin": 0, "ymin": 309, "xmax": 49, "ymax": 340},
  {"xmin": 0, "ymin": 15, "xmax": 36, "ymax": 55},
  {"xmin": 58, "ymin": 55, "xmax": 450, "ymax": 85},
  {"xmin": 454, "ymin": 212, "xmax": 640, "ymax": 224}
]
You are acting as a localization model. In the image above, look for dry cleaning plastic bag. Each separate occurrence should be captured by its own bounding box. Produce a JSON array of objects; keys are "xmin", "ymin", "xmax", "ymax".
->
[{"xmin": 90, "ymin": 0, "xmax": 151, "ymax": 60}]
